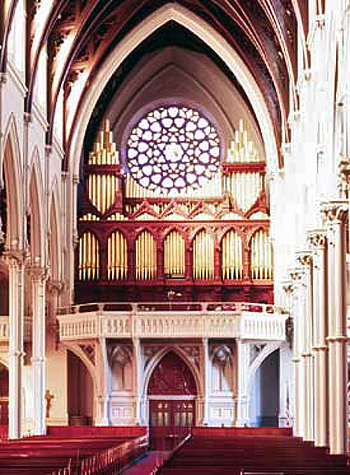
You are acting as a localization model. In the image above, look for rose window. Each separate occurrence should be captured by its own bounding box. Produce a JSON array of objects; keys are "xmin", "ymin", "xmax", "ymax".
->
[{"xmin": 126, "ymin": 106, "xmax": 221, "ymax": 195}]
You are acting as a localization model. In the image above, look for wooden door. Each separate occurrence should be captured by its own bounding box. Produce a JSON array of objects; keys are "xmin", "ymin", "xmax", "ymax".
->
[
  {"xmin": 148, "ymin": 351, "xmax": 197, "ymax": 450},
  {"xmin": 149, "ymin": 399, "xmax": 195, "ymax": 450}
]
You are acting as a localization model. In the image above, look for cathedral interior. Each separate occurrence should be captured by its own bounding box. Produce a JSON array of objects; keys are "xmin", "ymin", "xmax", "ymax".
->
[{"xmin": 0, "ymin": 0, "xmax": 350, "ymax": 467}]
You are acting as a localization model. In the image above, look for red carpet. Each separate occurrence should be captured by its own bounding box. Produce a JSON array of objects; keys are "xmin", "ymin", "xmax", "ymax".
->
[{"xmin": 123, "ymin": 451, "xmax": 171, "ymax": 474}]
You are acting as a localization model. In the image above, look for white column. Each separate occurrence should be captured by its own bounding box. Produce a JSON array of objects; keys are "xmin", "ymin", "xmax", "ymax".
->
[
  {"xmin": 96, "ymin": 337, "xmax": 110, "ymax": 426},
  {"xmin": 307, "ymin": 230, "xmax": 328, "ymax": 447},
  {"xmin": 203, "ymin": 338, "xmax": 210, "ymax": 425},
  {"xmin": 288, "ymin": 267, "xmax": 304, "ymax": 438},
  {"xmin": 6, "ymin": 253, "xmax": 25, "ymax": 439},
  {"xmin": 31, "ymin": 264, "xmax": 48, "ymax": 435},
  {"xmin": 296, "ymin": 251, "xmax": 314, "ymax": 442},
  {"xmin": 236, "ymin": 339, "xmax": 250, "ymax": 427},
  {"xmin": 321, "ymin": 201, "xmax": 348, "ymax": 455},
  {"xmin": 133, "ymin": 338, "xmax": 143, "ymax": 425}
]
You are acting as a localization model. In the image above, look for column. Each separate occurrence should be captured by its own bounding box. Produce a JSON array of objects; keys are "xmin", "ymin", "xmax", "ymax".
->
[
  {"xmin": 236, "ymin": 339, "xmax": 250, "ymax": 427},
  {"xmin": 6, "ymin": 251, "xmax": 25, "ymax": 439},
  {"xmin": 133, "ymin": 338, "xmax": 143, "ymax": 424},
  {"xmin": 321, "ymin": 201, "xmax": 348, "ymax": 455},
  {"xmin": 307, "ymin": 230, "xmax": 328, "ymax": 447},
  {"xmin": 96, "ymin": 337, "xmax": 110, "ymax": 426},
  {"xmin": 203, "ymin": 338, "xmax": 210, "ymax": 425},
  {"xmin": 288, "ymin": 267, "xmax": 304, "ymax": 438},
  {"xmin": 296, "ymin": 251, "xmax": 314, "ymax": 442},
  {"xmin": 31, "ymin": 263, "xmax": 48, "ymax": 435}
]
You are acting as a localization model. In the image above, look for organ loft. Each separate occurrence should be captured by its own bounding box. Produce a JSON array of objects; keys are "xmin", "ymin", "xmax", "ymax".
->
[
  {"xmin": 2, "ymin": 2, "xmax": 350, "ymax": 468},
  {"xmin": 76, "ymin": 115, "xmax": 273, "ymax": 304}
]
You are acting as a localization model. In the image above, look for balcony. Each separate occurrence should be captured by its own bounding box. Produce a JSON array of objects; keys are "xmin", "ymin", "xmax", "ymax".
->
[
  {"xmin": 57, "ymin": 302, "xmax": 287, "ymax": 342},
  {"xmin": 0, "ymin": 316, "xmax": 32, "ymax": 342}
]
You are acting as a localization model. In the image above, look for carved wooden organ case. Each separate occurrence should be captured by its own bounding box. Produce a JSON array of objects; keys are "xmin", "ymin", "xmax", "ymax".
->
[{"xmin": 76, "ymin": 108, "xmax": 273, "ymax": 303}]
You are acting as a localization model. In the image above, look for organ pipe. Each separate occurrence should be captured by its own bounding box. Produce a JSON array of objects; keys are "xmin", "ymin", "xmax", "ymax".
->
[
  {"xmin": 78, "ymin": 232, "xmax": 100, "ymax": 281},
  {"xmin": 222, "ymin": 230, "xmax": 243, "ymax": 279},
  {"xmin": 223, "ymin": 171, "xmax": 262, "ymax": 212},
  {"xmin": 88, "ymin": 119, "xmax": 120, "ymax": 165},
  {"xmin": 193, "ymin": 230, "xmax": 214, "ymax": 280},
  {"xmin": 164, "ymin": 231, "xmax": 185, "ymax": 277},
  {"xmin": 136, "ymin": 231, "xmax": 156, "ymax": 280},
  {"xmin": 250, "ymin": 229, "xmax": 273, "ymax": 280},
  {"xmin": 107, "ymin": 231, "xmax": 128, "ymax": 280},
  {"xmin": 227, "ymin": 120, "xmax": 259, "ymax": 163}
]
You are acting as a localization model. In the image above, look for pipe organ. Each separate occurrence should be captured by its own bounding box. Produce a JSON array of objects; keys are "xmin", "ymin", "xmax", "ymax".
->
[
  {"xmin": 107, "ymin": 231, "xmax": 128, "ymax": 280},
  {"xmin": 77, "ymin": 115, "xmax": 273, "ymax": 303},
  {"xmin": 135, "ymin": 231, "xmax": 157, "ymax": 280},
  {"xmin": 164, "ymin": 231, "xmax": 185, "ymax": 278},
  {"xmin": 222, "ymin": 231, "xmax": 243, "ymax": 280},
  {"xmin": 251, "ymin": 229, "xmax": 273, "ymax": 280},
  {"xmin": 193, "ymin": 230, "xmax": 214, "ymax": 280},
  {"xmin": 78, "ymin": 232, "xmax": 100, "ymax": 281}
]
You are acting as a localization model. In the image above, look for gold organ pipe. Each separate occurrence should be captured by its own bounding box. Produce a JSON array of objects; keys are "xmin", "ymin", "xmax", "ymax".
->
[
  {"xmin": 85, "ymin": 233, "xmax": 89, "ymax": 280},
  {"xmin": 79, "ymin": 237, "xmax": 82, "ymax": 280}
]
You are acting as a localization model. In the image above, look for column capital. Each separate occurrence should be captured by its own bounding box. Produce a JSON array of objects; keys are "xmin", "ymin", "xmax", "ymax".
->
[
  {"xmin": 3, "ymin": 243, "xmax": 30, "ymax": 267},
  {"xmin": 296, "ymin": 251, "xmax": 312, "ymax": 267},
  {"xmin": 281, "ymin": 280, "xmax": 294, "ymax": 294},
  {"xmin": 46, "ymin": 279, "xmax": 63, "ymax": 294},
  {"xmin": 321, "ymin": 200, "xmax": 348, "ymax": 224},
  {"xmin": 288, "ymin": 267, "xmax": 304, "ymax": 282},
  {"xmin": 29, "ymin": 263, "xmax": 50, "ymax": 283},
  {"xmin": 338, "ymin": 158, "xmax": 350, "ymax": 197},
  {"xmin": 307, "ymin": 229, "xmax": 327, "ymax": 248}
]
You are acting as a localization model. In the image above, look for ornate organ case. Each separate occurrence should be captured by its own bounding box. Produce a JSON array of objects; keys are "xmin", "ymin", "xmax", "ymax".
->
[{"xmin": 76, "ymin": 112, "xmax": 273, "ymax": 304}]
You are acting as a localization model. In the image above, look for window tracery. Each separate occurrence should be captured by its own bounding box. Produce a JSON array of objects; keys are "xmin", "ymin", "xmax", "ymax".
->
[{"xmin": 126, "ymin": 106, "xmax": 221, "ymax": 196}]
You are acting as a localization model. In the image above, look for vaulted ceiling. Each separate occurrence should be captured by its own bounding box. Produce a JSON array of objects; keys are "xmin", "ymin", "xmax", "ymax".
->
[{"xmin": 0, "ymin": 0, "xmax": 309, "ymax": 169}]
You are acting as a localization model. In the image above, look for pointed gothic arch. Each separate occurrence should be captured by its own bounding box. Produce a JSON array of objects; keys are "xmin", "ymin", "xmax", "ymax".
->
[
  {"xmin": 2, "ymin": 115, "xmax": 22, "ymax": 247},
  {"xmin": 29, "ymin": 152, "xmax": 44, "ymax": 262},
  {"xmin": 70, "ymin": 3, "xmax": 279, "ymax": 177}
]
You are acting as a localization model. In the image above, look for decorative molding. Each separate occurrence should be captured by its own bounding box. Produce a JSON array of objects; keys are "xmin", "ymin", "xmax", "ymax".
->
[
  {"xmin": 79, "ymin": 344, "xmax": 95, "ymax": 365},
  {"xmin": 296, "ymin": 251, "xmax": 312, "ymax": 267},
  {"xmin": 338, "ymin": 158, "xmax": 350, "ymax": 197},
  {"xmin": 288, "ymin": 267, "xmax": 304, "ymax": 282},
  {"xmin": 281, "ymin": 280, "xmax": 294, "ymax": 294},
  {"xmin": 307, "ymin": 229, "xmax": 326, "ymax": 248},
  {"xmin": 321, "ymin": 201, "xmax": 348, "ymax": 224},
  {"xmin": 182, "ymin": 345, "xmax": 200, "ymax": 369}
]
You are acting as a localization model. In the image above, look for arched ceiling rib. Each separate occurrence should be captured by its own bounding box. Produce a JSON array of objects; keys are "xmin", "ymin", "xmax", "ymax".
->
[{"xmin": 1, "ymin": 0, "xmax": 307, "ymax": 170}]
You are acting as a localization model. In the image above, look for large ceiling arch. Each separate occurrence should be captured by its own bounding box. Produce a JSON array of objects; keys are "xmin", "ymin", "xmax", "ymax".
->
[{"xmin": 69, "ymin": 2, "xmax": 280, "ymax": 177}]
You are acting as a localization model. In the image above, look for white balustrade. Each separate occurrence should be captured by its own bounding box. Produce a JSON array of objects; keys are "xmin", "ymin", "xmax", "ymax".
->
[{"xmin": 57, "ymin": 302, "xmax": 288, "ymax": 342}]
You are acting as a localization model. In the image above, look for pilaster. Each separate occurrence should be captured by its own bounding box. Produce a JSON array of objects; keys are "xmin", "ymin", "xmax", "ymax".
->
[
  {"xmin": 321, "ymin": 200, "xmax": 348, "ymax": 454},
  {"xmin": 307, "ymin": 229, "xmax": 328, "ymax": 447},
  {"xmin": 30, "ymin": 263, "xmax": 49, "ymax": 435},
  {"xmin": 288, "ymin": 267, "xmax": 304, "ymax": 438}
]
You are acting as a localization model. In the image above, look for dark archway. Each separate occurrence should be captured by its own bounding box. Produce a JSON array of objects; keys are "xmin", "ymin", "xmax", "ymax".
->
[{"xmin": 148, "ymin": 351, "xmax": 197, "ymax": 449}]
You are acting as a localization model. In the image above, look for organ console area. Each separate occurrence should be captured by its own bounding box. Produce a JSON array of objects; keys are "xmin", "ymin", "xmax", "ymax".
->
[{"xmin": 76, "ymin": 113, "xmax": 273, "ymax": 303}]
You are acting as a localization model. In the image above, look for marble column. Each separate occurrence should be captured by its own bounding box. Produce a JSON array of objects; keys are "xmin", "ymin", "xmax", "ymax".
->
[
  {"xmin": 133, "ymin": 338, "xmax": 143, "ymax": 425},
  {"xmin": 31, "ymin": 263, "xmax": 48, "ymax": 435},
  {"xmin": 6, "ymin": 250, "xmax": 25, "ymax": 439},
  {"xmin": 203, "ymin": 338, "xmax": 210, "ymax": 425},
  {"xmin": 307, "ymin": 230, "xmax": 328, "ymax": 447},
  {"xmin": 321, "ymin": 201, "xmax": 348, "ymax": 455},
  {"xmin": 296, "ymin": 251, "xmax": 314, "ymax": 442},
  {"xmin": 288, "ymin": 267, "xmax": 305, "ymax": 438},
  {"xmin": 236, "ymin": 339, "xmax": 250, "ymax": 427}
]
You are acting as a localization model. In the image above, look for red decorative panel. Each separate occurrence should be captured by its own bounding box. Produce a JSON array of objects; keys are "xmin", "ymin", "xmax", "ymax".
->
[{"xmin": 148, "ymin": 351, "xmax": 197, "ymax": 395}]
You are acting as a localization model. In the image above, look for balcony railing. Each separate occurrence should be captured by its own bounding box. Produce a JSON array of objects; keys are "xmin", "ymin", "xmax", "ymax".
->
[
  {"xmin": 0, "ymin": 316, "xmax": 32, "ymax": 342},
  {"xmin": 57, "ymin": 302, "xmax": 287, "ymax": 342}
]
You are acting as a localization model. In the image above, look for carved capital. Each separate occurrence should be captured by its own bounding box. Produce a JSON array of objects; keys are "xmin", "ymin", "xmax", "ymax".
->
[
  {"xmin": 47, "ymin": 279, "xmax": 63, "ymax": 294},
  {"xmin": 288, "ymin": 267, "xmax": 304, "ymax": 282},
  {"xmin": 307, "ymin": 229, "xmax": 326, "ymax": 248},
  {"xmin": 3, "ymin": 242, "xmax": 30, "ymax": 267},
  {"xmin": 296, "ymin": 251, "xmax": 312, "ymax": 267},
  {"xmin": 338, "ymin": 158, "xmax": 350, "ymax": 197},
  {"xmin": 321, "ymin": 201, "xmax": 348, "ymax": 224},
  {"xmin": 281, "ymin": 280, "xmax": 294, "ymax": 294},
  {"xmin": 29, "ymin": 263, "xmax": 50, "ymax": 283}
]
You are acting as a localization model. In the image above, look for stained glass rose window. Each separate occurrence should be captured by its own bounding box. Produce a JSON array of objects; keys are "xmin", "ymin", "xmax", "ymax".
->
[{"xmin": 126, "ymin": 106, "xmax": 221, "ymax": 195}]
